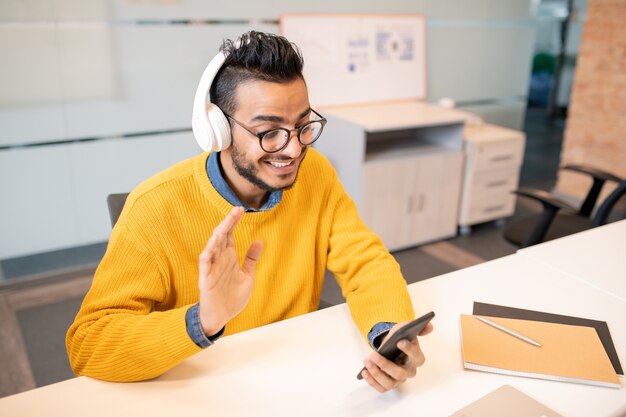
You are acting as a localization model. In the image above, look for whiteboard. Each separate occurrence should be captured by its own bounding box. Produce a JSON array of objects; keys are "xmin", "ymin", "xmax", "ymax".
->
[{"xmin": 280, "ymin": 14, "xmax": 427, "ymax": 107}]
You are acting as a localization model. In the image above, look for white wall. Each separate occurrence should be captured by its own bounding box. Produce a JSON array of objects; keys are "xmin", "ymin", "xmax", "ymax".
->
[{"xmin": 0, "ymin": 0, "xmax": 536, "ymax": 259}]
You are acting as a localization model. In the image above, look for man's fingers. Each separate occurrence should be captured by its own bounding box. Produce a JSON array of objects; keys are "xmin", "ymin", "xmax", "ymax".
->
[
  {"xmin": 200, "ymin": 208, "xmax": 237, "ymax": 266},
  {"xmin": 361, "ymin": 369, "xmax": 387, "ymax": 393},
  {"xmin": 200, "ymin": 206, "xmax": 255, "ymax": 280},
  {"xmin": 397, "ymin": 339, "xmax": 424, "ymax": 377},
  {"xmin": 224, "ymin": 206, "xmax": 245, "ymax": 234},
  {"xmin": 419, "ymin": 322, "xmax": 434, "ymax": 336},
  {"xmin": 364, "ymin": 358, "xmax": 400, "ymax": 392},
  {"xmin": 242, "ymin": 240, "xmax": 263, "ymax": 276},
  {"xmin": 361, "ymin": 322, "xmax": 432, "ymax": 394},
  {"xmin": 200, "ymin": 235, "xmax": 218, "ymax": 264},
  {"xmin": 362, "ymin": 336, "xmax": 427, "ymax": 393},
  {"xmin": 226, "ymin": 207, "xmax": 243, "ymax": 245},
  {"xmin": 198, "ymin": 236, "xmax": 220, "ymax": 287},
  {"xmin": 370, "ymin": 352, "xmax": 407, "ymax": 382},
  {"xmin": 204, "ymin": 206, "xmax": 245, "ymax": 254},
  {"xmin": 212, "ymin": 206, "xmax": 243, "ymax": 238}
]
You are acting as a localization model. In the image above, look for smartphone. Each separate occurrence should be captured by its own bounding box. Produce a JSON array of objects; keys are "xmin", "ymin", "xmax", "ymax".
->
[{"xmin": 357, "ymin": 311, "xmax": 435, "ymax": 380}]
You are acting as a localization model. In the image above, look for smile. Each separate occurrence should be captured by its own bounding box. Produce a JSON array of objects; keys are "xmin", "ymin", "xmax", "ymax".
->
[{"xmin": 267, "ymin": 160, "xmax": 293, "ymax": 168}]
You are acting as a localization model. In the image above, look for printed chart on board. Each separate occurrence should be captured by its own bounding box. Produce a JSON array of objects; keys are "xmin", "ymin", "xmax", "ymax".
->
[{"xmin": 280, "ymin": 14, "xmax": 427, "ymax": 107}]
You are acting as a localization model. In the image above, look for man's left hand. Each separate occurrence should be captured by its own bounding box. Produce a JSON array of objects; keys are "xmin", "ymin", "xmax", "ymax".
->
[{"xmin": 360, "ymin": 321, "xmax": 433, "ymax": 393}]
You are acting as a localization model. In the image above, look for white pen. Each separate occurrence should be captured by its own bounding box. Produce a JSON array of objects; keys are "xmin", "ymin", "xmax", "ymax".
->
[{"xmin": 475, "ymin": 316, "xmax": 542, "ymax": 348}]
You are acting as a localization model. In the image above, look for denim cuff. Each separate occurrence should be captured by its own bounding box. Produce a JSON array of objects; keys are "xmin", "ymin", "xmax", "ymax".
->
[
  {"xmin": 185, "ymin": 303, "xmax": 225, "ymax": 348},
  {"xmin": 368, "ymin": 322, "xmax": 396, "ymax": 349}
]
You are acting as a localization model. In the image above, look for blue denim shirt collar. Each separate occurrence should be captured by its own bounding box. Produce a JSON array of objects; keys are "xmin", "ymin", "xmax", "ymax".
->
[{"xmin": 206, "ymin": 152, "xmax": 282, "ymax": 212}]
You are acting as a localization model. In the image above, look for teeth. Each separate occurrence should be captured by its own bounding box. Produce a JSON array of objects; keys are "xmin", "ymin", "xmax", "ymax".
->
[{"xmin": 269, "ymin": 161, "xmax": 291, "ymax": 167}]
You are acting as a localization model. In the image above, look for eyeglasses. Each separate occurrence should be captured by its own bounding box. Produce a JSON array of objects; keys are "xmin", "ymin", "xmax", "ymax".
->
[{"xmin": 224, "ymin": 109, "xmax": 327, "ymax": 153}]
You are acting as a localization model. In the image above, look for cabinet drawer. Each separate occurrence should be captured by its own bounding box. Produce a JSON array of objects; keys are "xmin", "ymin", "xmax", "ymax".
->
[
  {"xmin": 459, "ymin": 168, "xmax": 520, "ymax": 225},
  {"xmin": 471, "ymin": 139, "xmax": 524, "ymax": 172},
  {"xmin": 467, "ymin": 169, "xmax": 520, "ymax": 201},
  {"xmin": 467, "ymin": 194, "xmax": 516, "ymax": 224}
]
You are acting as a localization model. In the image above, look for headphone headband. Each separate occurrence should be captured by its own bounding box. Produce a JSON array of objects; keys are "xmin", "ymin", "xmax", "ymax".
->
[
  {"xmin": 192, "ymin": 51, "xmax": 226, "ymax": 122},
  {"xmin": 191, "ymin": 37, "xmax": 251, "ymax": 152}
]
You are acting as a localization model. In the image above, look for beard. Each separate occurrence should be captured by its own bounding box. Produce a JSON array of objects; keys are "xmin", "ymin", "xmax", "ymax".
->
[{"xmin": 230, "ymin": 141, "xmax": 308, "ymax": 193}]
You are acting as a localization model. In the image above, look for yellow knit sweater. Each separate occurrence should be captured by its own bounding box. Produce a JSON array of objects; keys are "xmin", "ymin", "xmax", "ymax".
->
[{"xmin": 66, "ymin": 148, "xmax": 414, "ymax": 381}]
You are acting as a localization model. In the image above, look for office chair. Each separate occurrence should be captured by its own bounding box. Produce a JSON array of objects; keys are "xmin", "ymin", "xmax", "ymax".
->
[
  {"xmin": 503, "ymin": 165, "xmax": 625, "ymax": 248},
  {"xmin": 106, "ymin": 193, "xmax": 130, "ymax": 227}
]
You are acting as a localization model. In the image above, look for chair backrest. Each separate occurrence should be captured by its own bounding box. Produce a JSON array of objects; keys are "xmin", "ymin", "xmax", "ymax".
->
[
  {"xmin": 106, "ymin": 193, "xmax": 130, "ymax": 227},
  {"xmin": 592, "ymin": 180, "xmax": 626, "ymax": 227}
]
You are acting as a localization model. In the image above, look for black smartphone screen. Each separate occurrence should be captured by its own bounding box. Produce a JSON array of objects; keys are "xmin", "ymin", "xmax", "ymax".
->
[{"xmin": 357, "ymin": 311, "xmax": 435, "ymax": 380}]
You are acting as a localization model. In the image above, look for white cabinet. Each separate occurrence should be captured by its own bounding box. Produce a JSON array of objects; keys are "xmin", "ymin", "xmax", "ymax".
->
[
  {"xmin": 363, "ymin": 147, "xmax": 463, "ymax": 249},
  {"xmin": 0, "ymin": 132, "xmax": 200, "ymax": 259},
  {"xmin": 315, "ymin": 101, "xmax": 469, "ymax": 251},
  {"xmin": 458, "ymin": 123, "xmax": 526, "ymax": 230}
]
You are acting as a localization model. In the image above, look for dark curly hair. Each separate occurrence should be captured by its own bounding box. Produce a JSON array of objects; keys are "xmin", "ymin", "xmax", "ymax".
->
[{"xmin": 210, "ymin": 31, "xmax": 305, "ymax": 116}]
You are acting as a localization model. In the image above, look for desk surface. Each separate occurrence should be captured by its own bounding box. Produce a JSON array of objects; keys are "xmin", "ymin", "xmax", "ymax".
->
[
  {"xmin": 1, "ymin": 252, "xmax": 625, "ymax": 416},
  {"xmin": 518, "ymin": 219, "xmax": 626, "ymax": 303},
  {"xmin": 322, "ymin": 101, "xmax": 471, "ymax": 132}
]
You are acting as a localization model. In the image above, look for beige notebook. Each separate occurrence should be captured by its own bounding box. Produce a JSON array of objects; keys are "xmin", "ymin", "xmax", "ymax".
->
[
  {"xmin": 448, "ymin": 384, "xmax": 564, "ymax": 417},
  {"xmin": 460, "ymin": 314, "xmax": 620, "ymax": 388}
]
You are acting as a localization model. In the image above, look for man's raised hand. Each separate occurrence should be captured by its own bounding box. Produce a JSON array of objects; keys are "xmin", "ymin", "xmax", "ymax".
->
[{"xmin": 198, "ymin": 206, "xmax": 263, "ymax": 336}]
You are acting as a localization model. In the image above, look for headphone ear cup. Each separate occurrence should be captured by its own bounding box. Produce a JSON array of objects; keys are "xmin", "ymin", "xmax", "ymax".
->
[
  {"xmin": 192, "ymin": 50, "xmax": 228, "ymax": 152},
  {"xmin": 205, "ymin": 103, "xmax": 231, "ymax": 151}
]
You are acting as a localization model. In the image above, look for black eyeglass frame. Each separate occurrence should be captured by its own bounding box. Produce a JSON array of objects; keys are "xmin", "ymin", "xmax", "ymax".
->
[{"xmin": 224, "ymin": 108, "xmax": 327, "ymax": 153}]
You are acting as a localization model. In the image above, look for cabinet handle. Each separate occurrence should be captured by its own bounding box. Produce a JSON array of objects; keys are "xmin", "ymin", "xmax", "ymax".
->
[
  {"xmin": 417, "ymin": 194, "xmax": 425, "ymax": 212},
  {"xmin": 406, "ymin": 194, "xmax": 425, "ymax": 213},
  {"xmin": 486, "ymin": 180, "xmax": 508, "ymax": 188},
  {"xmin": 483, "ymin": 205, "xmax": 505, "ymax": 213},
  {"xmin": 489, "ymin": 154, "xmax": 513, "ymax": 162}
]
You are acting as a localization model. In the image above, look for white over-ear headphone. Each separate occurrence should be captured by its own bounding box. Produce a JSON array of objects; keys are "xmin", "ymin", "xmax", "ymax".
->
[{"xmin": 191, "ymin": 51, "xmax": 232, "ymax": 152}]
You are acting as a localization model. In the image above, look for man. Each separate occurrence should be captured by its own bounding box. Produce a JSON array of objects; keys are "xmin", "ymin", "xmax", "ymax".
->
[{"xmin": 66, "ymin": 31, "xmax": 432, "ymax": 393}]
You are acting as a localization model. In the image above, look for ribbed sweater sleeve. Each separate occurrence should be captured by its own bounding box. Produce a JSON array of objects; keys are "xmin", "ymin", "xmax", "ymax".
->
[
  {"xmin": 65, "ymin": 214, "xmax": 201, "ymax": 381},
  {"xmin": 325, "ymin": 172, "xmax": 415, "ymax": 339}
]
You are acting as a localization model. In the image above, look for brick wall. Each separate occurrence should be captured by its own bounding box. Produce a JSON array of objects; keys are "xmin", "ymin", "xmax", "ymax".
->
[{"xmin": 557, "ymin": 0, "xmax": 626, "ymax": 206}]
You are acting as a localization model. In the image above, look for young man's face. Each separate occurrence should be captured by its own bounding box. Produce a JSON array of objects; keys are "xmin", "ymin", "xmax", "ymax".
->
[{"xmin": 220, "ymin": 77, "xmax": 311, "ymax": 205}]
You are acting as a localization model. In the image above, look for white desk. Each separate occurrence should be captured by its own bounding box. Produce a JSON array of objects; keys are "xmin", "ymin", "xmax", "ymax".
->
[
  {"xmin": 1, "ymin": 253, "xmax": 625, "ymax": 416},
  {"xmin": 518, "ymin": 220, "xmax": 626, "ymax": 303}
]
